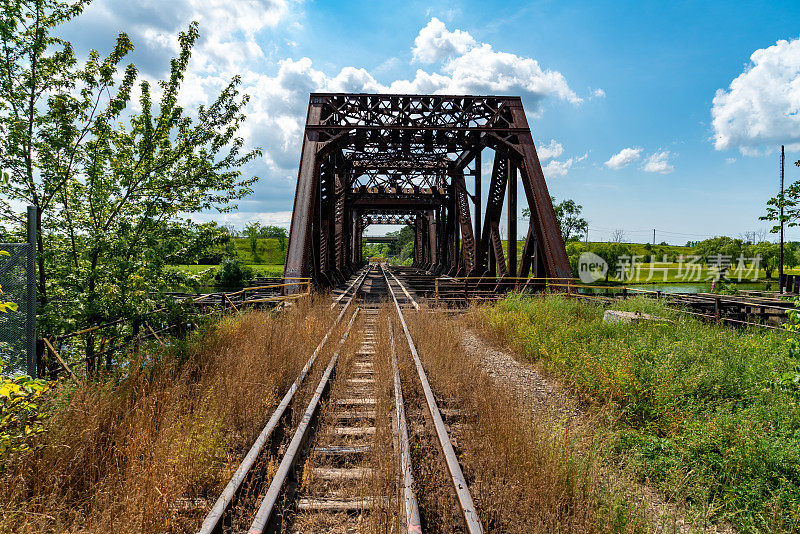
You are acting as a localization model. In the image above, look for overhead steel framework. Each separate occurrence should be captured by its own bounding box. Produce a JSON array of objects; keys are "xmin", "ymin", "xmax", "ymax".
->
[{"xmin": 284, "ymin": 93, "xmax": 571, "ymax": 287}]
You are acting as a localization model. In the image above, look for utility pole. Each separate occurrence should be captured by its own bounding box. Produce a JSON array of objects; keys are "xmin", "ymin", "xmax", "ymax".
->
[
  {"xmin": 653, "ymin": 229, "xmax": 656, "ymax": 247},
  {"xmin": 780, "ymin": 145, "xmax": 785, "ymax": 292}
]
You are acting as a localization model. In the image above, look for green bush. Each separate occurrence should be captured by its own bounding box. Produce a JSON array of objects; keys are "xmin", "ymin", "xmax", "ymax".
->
[
  {"xmin": 213, "ymin": 256, "xmax": 253, "ymax": 288},
  {"xmin": 0, "ymin": 364, "xmax": 54, "ymax": 471},
  {"xmin": 484, "ymin": 294, "xmax": 800, "ymax": 530}
]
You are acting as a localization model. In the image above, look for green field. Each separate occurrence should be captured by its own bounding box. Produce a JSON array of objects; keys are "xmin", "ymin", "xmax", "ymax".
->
[
  {"xmin": 168, "ymin": 237, "xmax": 286, "ymax": 281},
  {"xmin": 173, "ymin": 236, "xmax": 794, "ymax": 286},
  {"xmin": 169, "ymin": 264, "xmax": 284, "ymax": 277},
  {"xmin": 483, "ymin": 295, "xmax": 797, "ymax": 531},
  {"xmin": 232, "ymin": 237, "xmax": 286, "ymax": 264},
  {"xmin": 494, "ymin": 239, "xmax": 786, "ymax": 284}
]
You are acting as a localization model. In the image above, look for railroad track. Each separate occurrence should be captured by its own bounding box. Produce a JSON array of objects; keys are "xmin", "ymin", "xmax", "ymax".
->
[{"xmin": 197, "ymin": 264, "xmax": 482, "ymax": 534}]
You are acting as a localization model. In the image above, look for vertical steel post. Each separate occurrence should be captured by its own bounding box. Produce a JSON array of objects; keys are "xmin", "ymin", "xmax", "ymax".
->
[
  {"xmin": 428, "ymin": 210, "xmax": 438, "ymax": 269},
  {"xmin": 507, "ymin": 162, "xmax": 517, "ymax": 283},
  {"xmin": 26, "ymin": 206, "xmax": 37, "ymax": 377},
  {"xmin": 474, "ymin": 150, "xmax": 481, "ymax": 264},
  {"xmin": 284, "ymin": 102, "xmax": 322, "ymax": 282},
  {"xmin": 780, "ymin": 145, "xmax": 785, "ymax": 291}
]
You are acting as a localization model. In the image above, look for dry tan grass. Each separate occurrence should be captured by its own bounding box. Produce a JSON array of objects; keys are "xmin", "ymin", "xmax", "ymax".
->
[
  {"xmin": 0, "ymin": 296, "xmax": 341, "ymax": 533},
  {"xmin": 2, "ymin": 296, "xmax": 648, "ymax": 533},
  {"xmin": 399, "ymin": 305, "xmax": 647, "ymax": 533},
  {"xmin": 290, "ymin": 307, "xmax": 401, "ymax": 534}
]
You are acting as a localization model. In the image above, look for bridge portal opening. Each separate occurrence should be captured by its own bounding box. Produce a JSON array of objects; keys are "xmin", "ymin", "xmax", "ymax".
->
[{"xmin": 284, "ymin": 93, "xmax": 571, "ymax": 287}]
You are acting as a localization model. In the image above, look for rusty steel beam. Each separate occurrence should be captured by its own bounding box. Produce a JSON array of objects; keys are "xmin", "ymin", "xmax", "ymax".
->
[
  {"xmin": 479, "ymin": 152, "xmax": 508, "ymax": 276},
  {"xmin": 506, "ymin": 101, "xmax": 571, "ymax": 279},
  {"xmin": 507, "ymin": 163, "xmax": 517, "ymax": 279},
  {"xmin": 284, "ymin": 93, "xmax": 570, "ymax": 289},
  {"xmin": 453, "ymin": 170, "xmax": 476, "ymax": 273},
  {"xmin": 284, "ymin": 102, "xmax": 322, "ymax": 281}
]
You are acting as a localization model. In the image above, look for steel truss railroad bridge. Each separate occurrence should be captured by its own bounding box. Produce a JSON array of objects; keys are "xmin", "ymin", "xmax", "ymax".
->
[{"xmin": 284, "ymin": 93, "xmax": 571, "ymax": 287}]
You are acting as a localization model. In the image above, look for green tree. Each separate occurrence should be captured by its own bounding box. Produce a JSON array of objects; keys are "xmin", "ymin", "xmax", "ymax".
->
[
  {"xmin": 386, "ymin": 226, "xmax": 414, "ymax": 257},
  {"xmin": 762, "ymin": 158, "xmax": 800, "ymax": 233},
  {"xmin": 362, "ymin": 243, "xmax": 389, "ymax": 261},
  {"xmin": 164, "ymin": 222, "xmax": 232, "ymax": 265},
  {"xmin": 751, "ymin": 241, "xmax": 779, "ymax": 279},
  {"xmin": 593, "ymin": 242, "xmax": 633, "ymax": 282},
  {"xmin": 257, "ymin": 225, "xmax": 287, "ymax": 239},
  {"xmin": 0, "ymin": 252, "xmax": 17, "ymax": 314},
  {"xmin": 522, "ymin": 196, "xmax": 588, "ymax": 242},
  {"xmin": 694, "ymin": 236, "xmax": 744, "ymax": 261},
  {"xmin": 214, "ymin": 255, "xmax": 252, "ymax": 288},
  {"xmin": 277, "ymin": 232, "xmax": 287, "ymax": 254},
  {"xmin": 0, "ymin": 2, "xmax": 259, "ymax": 373},
  {"xmin": 790, "ymin": 244, "xmax": 800, "ymax": 269},
  {"xmin": 245, "ymin": 222, "xmax": 261, "ymax": 260}
]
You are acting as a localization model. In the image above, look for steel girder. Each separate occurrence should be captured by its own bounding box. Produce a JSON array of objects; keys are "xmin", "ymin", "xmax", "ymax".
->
[{"xmin": 284, "ymin": 94, "xmax": 571, "ymax": 288}]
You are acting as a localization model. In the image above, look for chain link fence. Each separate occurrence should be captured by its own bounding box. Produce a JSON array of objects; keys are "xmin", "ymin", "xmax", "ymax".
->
[{"xmin": 0, "ymin": 207, "xmax": 37, "ymax": 377}]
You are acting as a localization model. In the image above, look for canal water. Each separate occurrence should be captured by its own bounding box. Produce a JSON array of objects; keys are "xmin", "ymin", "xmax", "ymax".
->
[
  {"xmin": 634, "ymin": 281, "xmax": 775, "ymax": 294},
  {"xmin": 602, "ymin": 281, "xmax": 775, "ymax": 294}
]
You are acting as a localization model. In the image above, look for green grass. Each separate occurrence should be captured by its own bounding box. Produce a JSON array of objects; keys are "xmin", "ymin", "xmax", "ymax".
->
[
  {"xmin": 497, "ymin": 239, "xmax": 782, "ymax": 284},
  {"xmin": 502, "ymin": 239, "xmax": 693, "ymax": 258},
  {"xmin": 483, "ymin": 295, "xmax": 800, "ymax": 531},
  {"xmin": 232, "ymin": 238, "xmax": 285, "ymax": 264},
  {"xmin": 169, "ymin": 264, "xmax": 284, "ymax": 278}
]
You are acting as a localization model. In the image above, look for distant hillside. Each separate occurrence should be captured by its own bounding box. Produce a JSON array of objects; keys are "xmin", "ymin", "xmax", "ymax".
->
[
  {"xmin": 499, "ymin": 240, "xmax": 693, "ymax": 258},
  {"xmin": 232, "ymin": 238, "xmax": 286, "ymax": 265}
]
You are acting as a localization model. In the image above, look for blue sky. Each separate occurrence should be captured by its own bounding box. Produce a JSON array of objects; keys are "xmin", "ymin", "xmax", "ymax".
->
[{"xmin": 62, "ymin": 0, "xmax": 800, "ymax": 243}]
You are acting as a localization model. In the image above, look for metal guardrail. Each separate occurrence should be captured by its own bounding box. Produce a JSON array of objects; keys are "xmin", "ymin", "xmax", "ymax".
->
[{"xmin": 429, "ymin": 275, "xmax": 793, "ymax": 331}]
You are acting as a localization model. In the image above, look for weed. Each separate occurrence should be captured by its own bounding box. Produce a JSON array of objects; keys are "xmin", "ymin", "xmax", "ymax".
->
[
  {"xmin": 400, "ymin": 304, "xmax": 645, "ymax": 533},
  {"xmin": 0, "ymin": 297, "xmax": 338, "ymax": 532},
  {"xmin": 481, "ymin": 293, "xmax": 800, "ymax": 531}
]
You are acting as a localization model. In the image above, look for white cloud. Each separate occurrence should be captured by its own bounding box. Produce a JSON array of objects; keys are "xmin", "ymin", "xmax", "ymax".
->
[
  {"xmin": 542, "ymin": 153, "xmax": 587, "ymax": 178},
  {"xmin": 711, "ymin": 36, "xmax": 800, "ymax": 154},
  {"xmin": 238, "ymin": 58, "xmax": 386, "ymax": 171},
  {"xmin": 75, "ymin": 0, "xmax": 288, "ymax": 76},
  {"xmin": 412, "ymin": 17, "xmax": 476, "ymax": 63},
  {"xmin": 641, "ymin": 151, "xmax": 674, "ymax": 174},
  {"xmin": 537, "ymin": 139, "xmax": 564, "ymax": 160},
  {"xmin": 64, "ymin": 12, "xmax": 593, "ymax": 216},
  {"xmin": 190, "ymin": 210, "xmax": 292, "ymax": 229},
  {"xmin": 232, "ymin": 19, "xmax": 586, "ymax": 174},
  {"xmin": 435, "ymin": 44, "xmax": 581, "ymax": 106},
  {"xmin": 592, "ymin": 88, "xmax": 606, "ymax": 98},
  {"xmin": 543, "ymin": 159, "xmax": 573, "ymax": 177},
  {"xmin": 604, "ymin": 147, "xmax": 642, "ymax": 169},
  {"xmin": 726, "ymin": 157, "xmax": 737, "ymax": 164}
]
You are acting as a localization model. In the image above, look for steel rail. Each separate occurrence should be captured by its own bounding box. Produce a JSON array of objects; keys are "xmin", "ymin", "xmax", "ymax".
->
[
  {"xmin": 330, "ymin": 267, "xmax": 370, "ymax": 309},
  {"xmin": 198, "ymin": 269, "xmax": 368, "ymax": 534},
  {"xmin": 380, "ymin": 264, "xmax": 484, "ymax": 534},
  {"xmin": 248, "ymin": 309, "xmax": 360, "ymax": 534},
  {"xmin": 385, "ymin": 267, "xmax": 420, "ymax": 310},
  {"xmin": 389, "ymin": 317, "xmax": 423, "ymax": 534}
]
